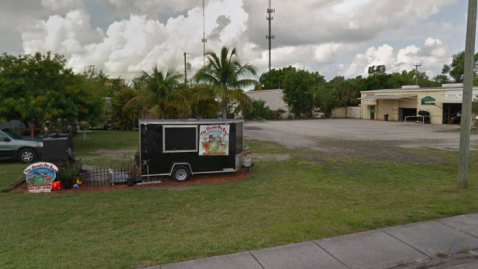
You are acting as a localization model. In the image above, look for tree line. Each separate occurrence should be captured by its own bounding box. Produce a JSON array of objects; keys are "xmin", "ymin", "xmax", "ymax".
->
[
  {"xmin": 259, "ymin": 50, "xmax": 478, "ymax": 118},
  {"xmin": 1, "ymin": 49, "xmax": 476, "ymax": 134},
  {"xmin": 0, "ymin": 47, "xmax": 258, "ymax": 135}
]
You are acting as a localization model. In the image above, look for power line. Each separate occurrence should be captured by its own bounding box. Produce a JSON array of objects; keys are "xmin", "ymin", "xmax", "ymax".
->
[{"xmin": 274, "ymin": 0, "xmax": 321, "ymax": 71}]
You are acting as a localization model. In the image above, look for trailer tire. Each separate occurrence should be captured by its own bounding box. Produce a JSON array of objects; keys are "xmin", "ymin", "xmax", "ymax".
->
[{"xmin": 172, "ymin": 166, "xmax": 191, "ymax": 182}]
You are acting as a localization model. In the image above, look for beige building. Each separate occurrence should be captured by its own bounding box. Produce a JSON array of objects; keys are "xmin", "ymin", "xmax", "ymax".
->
[
  {"xmin": 105, "ymin": 78, "xmax": 126, "ymax": 88},
  {"xmin": 245, "ymin": 89, "xmax": 290, "ymax": 118},
  {"xmin": 360, "ymin": 84, "xmax": 478, "ymax": 124}
]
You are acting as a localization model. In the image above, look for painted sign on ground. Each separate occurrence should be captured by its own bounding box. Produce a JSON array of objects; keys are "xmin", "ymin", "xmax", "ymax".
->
[
  {"xmin": 199, "ymin": 125, "xmax": 230, "ymax": 156},
  {"xmin": 24, "ymin": 162, "xmax": 58, "ymax": 193}
]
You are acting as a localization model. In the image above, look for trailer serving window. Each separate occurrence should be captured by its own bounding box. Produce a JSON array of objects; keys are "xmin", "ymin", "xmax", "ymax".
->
[{"xmin": 162, "ymin": 125, "xmax": 198, "ymax": 153}]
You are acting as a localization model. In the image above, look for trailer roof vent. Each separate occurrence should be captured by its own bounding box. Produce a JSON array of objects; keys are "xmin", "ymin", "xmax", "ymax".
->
[
  {"xmin": 402, "ymin": 85, "xmax": 420, "ymax": 89},
  {"xmin": 442, "ymin": 83, "xmax": 464, "ymax": 88}
]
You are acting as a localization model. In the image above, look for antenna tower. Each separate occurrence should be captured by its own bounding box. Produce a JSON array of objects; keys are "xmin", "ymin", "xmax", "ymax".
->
[
  {"xmin": 266, "ymin": 0, "xmax": 275, "ymax": 72},
  {"xmin": 202, "ymin": 0, "xmax": 207, "ymax": 67},
  {"xmin": 414, "ymin": 63, "xmax": 421, "ymax": 85}
]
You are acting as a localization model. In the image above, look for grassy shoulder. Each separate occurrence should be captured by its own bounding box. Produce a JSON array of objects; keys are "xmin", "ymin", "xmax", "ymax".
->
[
  {"xmin": 1, "ymin": 134, "xmax": 478, "ymax": 268},
  {"xmin": 0, "ymin": 162, "xmax": 25, "ymax": 189}
]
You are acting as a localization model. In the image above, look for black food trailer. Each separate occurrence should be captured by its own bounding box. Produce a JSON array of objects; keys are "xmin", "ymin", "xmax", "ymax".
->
[{"xmin": 139, "ymin": 119, "xmax": 246, "ymax": 182}]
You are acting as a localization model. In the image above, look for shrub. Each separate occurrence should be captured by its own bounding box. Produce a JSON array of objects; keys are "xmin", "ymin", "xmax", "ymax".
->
[
  {"xmin": 243, "ymin": 100, "xmax": 281, "ymax": 120},
  {"xmin": 58, "ymin": 162, "xmax": 83, "ymax": 189}
]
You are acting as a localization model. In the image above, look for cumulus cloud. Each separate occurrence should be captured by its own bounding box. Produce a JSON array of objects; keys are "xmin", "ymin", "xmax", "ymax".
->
[
  {"xmin": 314, "ymin": 43, "xmax": 360, "ymax": 64},
  {"xmin": 339, "ymin": 38, "xmax": 452, "ymax": 78},
  {"xmin": 242, "ymin": 0, "xmax": 458, "ymax": 50},
  {"xmin": 23, "ymin": 10, "xmax": 105, "ymax": 56},
  {"xmin": 10, "ymin": 0, "xmax": 461, "ymax": 81},
  {"xmin": 22, "ymin": 1, "xmax": 247, "ymax": 78},
  {"xmin": 209, "ymin": 16, "xmax": 232, "ymax": 41}
]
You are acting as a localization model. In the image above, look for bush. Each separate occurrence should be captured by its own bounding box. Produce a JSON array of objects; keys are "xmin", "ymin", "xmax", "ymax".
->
[
  {"xmin": 58, "ymin": 162, "xmax": 83, "ymax": 189},
  {"xmin": 243, "ymin": 100, "xmax": 281, "ymax": 120}
]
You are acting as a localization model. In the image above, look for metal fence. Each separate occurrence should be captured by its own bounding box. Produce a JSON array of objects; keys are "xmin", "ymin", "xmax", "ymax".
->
[{"xmin": 81, "ymin": 167, "xmax": 140, "ymax": 187}]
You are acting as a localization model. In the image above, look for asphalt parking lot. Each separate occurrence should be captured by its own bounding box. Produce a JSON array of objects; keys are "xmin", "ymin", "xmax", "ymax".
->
[{"xmin": 245, "ymin": 119, "xmax": 478, "ymax": 151}]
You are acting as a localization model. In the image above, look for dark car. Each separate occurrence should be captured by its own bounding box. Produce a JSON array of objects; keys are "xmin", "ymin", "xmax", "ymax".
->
[{"xmin": 0, "ymin": 129, "xmax": 43, "ymax": 163}]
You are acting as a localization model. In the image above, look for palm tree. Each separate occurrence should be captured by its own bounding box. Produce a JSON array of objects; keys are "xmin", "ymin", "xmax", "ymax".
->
[
  {"xmin": 126, "ymin": 66, "xmax": 185, "ymax": 119},
  {"xmin": 194, "ymin": 46, "xmax": 259, "ymax": 119},
  {"xmin": 184, "ymin": 85, "xmax": 221, "ymax": 119}
]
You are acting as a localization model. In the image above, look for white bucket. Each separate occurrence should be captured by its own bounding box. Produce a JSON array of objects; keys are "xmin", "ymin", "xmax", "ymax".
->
[{"xmin": 243, "ymin": 155, "xmax": 252, "ymax": 167}]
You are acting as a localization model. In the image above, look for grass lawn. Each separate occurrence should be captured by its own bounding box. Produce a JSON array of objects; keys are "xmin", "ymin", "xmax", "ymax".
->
[
  {"xmin": 74, "ymin": 130, "xmax": 139, "ymax": 168},
  {"xmin": 0, "ymin": 162, "xmax": 26, "ymax": 189},
  {"xmin": 1, "ymin": 131, "xmax": 478, "ymax": 268}
]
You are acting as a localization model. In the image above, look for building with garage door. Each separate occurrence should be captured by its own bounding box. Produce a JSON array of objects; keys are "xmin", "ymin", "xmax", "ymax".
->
[{"xmin": 360, "ymin": 84, "xmax": 478, "ymax": 125}]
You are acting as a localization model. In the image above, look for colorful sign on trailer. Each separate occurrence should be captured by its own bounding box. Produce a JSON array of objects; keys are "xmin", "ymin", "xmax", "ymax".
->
[{"xmin": 199, "ymin": 125, "xmax": 230, "ymax": 156}]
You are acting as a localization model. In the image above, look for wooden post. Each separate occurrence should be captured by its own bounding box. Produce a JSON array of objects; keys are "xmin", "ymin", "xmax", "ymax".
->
[
  {"xmin": 30, "ymin": 121, "xmax": 34, "ymax": 138},
  {"xmin": 458, "ymin": 0, "xmax": 477, "ymax": 188}
]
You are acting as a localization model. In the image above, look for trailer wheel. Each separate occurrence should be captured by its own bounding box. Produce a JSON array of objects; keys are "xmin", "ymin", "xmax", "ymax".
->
[{"xmin": 172, "ymin": 166, "xmax": 191, "ymax": 182}]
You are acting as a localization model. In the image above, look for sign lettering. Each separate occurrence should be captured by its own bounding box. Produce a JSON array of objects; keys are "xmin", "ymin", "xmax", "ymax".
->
[{"xmin": 199, "ymin": 125, "xmax": 230, "ymax": 156}]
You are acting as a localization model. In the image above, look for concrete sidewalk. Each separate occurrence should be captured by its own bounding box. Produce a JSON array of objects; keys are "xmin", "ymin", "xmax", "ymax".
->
[{"xmin": 143, "ymin": 213, "xmax": 478, "ymax": 269}]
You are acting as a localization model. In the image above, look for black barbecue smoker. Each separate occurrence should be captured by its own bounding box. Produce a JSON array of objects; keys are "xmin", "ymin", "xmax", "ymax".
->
[{"xmin": 138, "ymin": 119, "xmax": 247, "ymax": 182}]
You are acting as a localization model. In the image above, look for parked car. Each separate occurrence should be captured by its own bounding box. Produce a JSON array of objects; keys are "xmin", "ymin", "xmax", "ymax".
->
[
  {"xmin": 0, "ymin": 129, "xmax": 43, "ymax": 163},
  {"xmin": 88, "ymin": 120, "xmax": 113, "ymax": 130}
]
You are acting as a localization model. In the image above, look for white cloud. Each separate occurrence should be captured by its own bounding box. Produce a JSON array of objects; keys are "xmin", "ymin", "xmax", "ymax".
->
[
  {"xmin": 23, "ymin": 10, "xmax": 105, "ymax": 57},
  {"xmin": 339, "ymin": 38, "xmax": 452, "ymax": 78},
  {"xmin": 243, "ymin": 0, "xmax": 458, "ymax": 50},
  {"xmin": 314, "ymin": 43, "xmax": 360, "ymax": 63},
  {"xmin": 11, "ymin": 0, "xmax": 461, "ymax": 81},
  {"xmin": 22, "ymin": 1, "xmax": 248, "ymax": 79},
  {"xmin": 442, "ymin": 21, "xmax": 453, "ymax": 30}
]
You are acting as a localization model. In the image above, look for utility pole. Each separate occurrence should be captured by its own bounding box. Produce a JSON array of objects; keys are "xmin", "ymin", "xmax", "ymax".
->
[
  {"xmin": 133, "ymin": 99, "xmax": 136, "ymax": 130},
  {"xmin": 266, "ymin": 0, "xmax": 275, "ymax": 72},
  {"xmin": 202, "ymin": 0, "xmax": 207, "ymax": 67},
  {"xmin": 458, "ymin": 0, "xmax": 477, "ymax": 189},
  {"xmin": 414, "ymin": 63, "xmax": 421, "ymax": 85},
  {"xmin": 184, "ymin": 52, "xmax": 192, "ymax": 85}
]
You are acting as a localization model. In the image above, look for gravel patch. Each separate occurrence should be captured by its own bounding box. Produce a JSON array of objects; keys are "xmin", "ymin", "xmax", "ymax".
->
[
  {"xmin": 244, "ymin": 120, "xmax": 459, "ymax": 164},
  {"xmin": 253, "ymin": 153, "xmax": 290, "ymax": 162}
]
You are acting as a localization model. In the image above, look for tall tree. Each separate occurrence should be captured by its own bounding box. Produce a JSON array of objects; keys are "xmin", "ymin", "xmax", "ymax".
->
[
  {"xmin": 442, "ymin": 51, "xmax": 478, "ymax": 83},
  {"xmin": 126, "ymin": 66, "xmax": 184, "ymax": 119},
  {"xmin": 282, "ymin": 68, "xmax": 325, "ymax": 117},
  {"xmin": 184, "ymin": 85, "xmax": 220, "ymax": 119},
  {"xmin": 0, "ymin": 52, "xmax": 105, "ymax": 137},
  {"xmin": 112, "ymin": 88, "xmax": 141, "ymax": 130},
  {"xmin": 194, "ymin": 46, "xmax": 259, "ymax": 119},
  {"xmin": 259, "ymin": 66, "xmax": 296, "ymax": 90}
]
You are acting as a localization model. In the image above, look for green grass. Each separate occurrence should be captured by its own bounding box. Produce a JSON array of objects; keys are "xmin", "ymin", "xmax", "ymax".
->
[
  {"xmin": 74, "ymin": 130, "xmax": 138, "ymax": 155},
  {"xmin": 0, "ymin": 162, "xmax": 25, "ymax": 189},
  {"xmin": 74, "ymin": 130, "xmax": 139, "ymax": 167},
  {"xmin": 1, "ymin": 132, "xmax": 478, "ymax": 268}
]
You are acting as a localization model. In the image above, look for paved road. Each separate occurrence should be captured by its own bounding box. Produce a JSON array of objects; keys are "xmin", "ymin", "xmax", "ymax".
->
[
  {"xmin": 143, "ymin": 213, "xmax": 478, "ymax": 269},
  {"xmin": 244, "ymin": 119, "xmax": 478, "ymax": 150}
]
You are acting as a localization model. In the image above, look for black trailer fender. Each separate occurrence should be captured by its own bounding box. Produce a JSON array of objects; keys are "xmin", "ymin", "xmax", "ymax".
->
[{"xmin": 169, "ymin": 163, "xmax": 193, "ymax": 176}]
